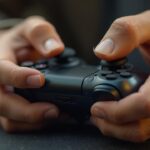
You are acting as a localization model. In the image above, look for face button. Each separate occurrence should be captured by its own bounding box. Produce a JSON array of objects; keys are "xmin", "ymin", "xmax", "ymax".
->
[
  {"xmin": 120, "ymin": 72, "xmax": 132, "ymax": 78},
  {"xmin": 35, "ymin": 64, "xmax": 48, "ymax": 70},
  {"xmin": 100, "ymin": 70, "xmax": 113, "ymax": 76},
  {"xmin": 36, "ymin": 59, "xmax": 48, "ymax": 65},
  {"xmin": 106, "ymin": 74, "xmax": 118, "ymax": 80},
  {"xmin": 21, "ymin": 61, "xmax": 34, "ymax": 67},
  {"xmin": 116, "ymin": 69, "xmax": 127, "ymax": 73}
]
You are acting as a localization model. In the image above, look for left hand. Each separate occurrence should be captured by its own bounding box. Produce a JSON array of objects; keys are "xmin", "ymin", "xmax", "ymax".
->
[
  {"xmin": 0, "ymin": 16, "xmax": 64, "ymax": 132},
  {"xmin": 91, "ymin": 10, "xmax": 150, "ymax": 142}
]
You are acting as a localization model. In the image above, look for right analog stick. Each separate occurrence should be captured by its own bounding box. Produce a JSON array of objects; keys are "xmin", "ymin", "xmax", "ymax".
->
[{"xmin": 100, "ymin": 58, "xmax": 127, "ymax": 69}]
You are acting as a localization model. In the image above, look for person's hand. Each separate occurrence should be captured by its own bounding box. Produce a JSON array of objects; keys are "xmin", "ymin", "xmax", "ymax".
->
[
  {"xmin": 0, "ymin": 16, "xmax": 64, "ymax": 132},
  {"xmin": 91, "ymin": 10, "xmax": 150, "ymax": 142}
]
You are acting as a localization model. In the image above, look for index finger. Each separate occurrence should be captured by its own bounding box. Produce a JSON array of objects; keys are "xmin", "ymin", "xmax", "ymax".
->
[{"xmin": 0, "ymin": 90, "xmax": 59, "ymax": 123}]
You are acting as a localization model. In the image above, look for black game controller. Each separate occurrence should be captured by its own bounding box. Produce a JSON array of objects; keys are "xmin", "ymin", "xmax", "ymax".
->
[{"xmin": 15, "ymin": 48, "xmax": 148, "ymax": 121}]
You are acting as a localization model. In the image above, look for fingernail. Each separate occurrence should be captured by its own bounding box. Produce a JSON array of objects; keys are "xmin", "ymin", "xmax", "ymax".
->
[
  {"xmin": 26, "ymin": 74, "xmax": 43, "ymax": 87},
  {"xmin": 44, "ymin": 108, "xmax": 59, "ymax": 119},
  {"xmin": 94, "ymin": 38, "xmax": 114, "ymax": 55},
  {"xmin": 92, "ymin": 107, "xmax": 106, "ymax": 119},
  {"xmin": 44, "ymin": 39, "xmax": 61, "ymax": 52}
]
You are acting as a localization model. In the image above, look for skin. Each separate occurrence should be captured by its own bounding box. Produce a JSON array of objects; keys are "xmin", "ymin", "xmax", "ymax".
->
[
  {"xmin": 0, "ymin": 10, "xmax": 150, "ymax": 142},
  {"xmin": 0, "ymin": 16, "xmax": 64, "ymax": 132},
  {"xmin": 91, "ymin": 10, "xmax": 150, "ymax": 142}
]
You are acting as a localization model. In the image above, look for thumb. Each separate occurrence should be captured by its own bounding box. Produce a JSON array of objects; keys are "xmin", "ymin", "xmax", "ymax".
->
[
  {"xmin": 17, "ymin": 16, "xmax": 64, "ymax": 58},
  {"xmin": 94, "ymin": 11, "xmax": 150, "ymax": 61}
]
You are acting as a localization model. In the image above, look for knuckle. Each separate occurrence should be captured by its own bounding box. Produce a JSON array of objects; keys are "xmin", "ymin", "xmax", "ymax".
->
[
  {"xmin": 112, "ymin": 17, "xmax": 139, "ymax": 43},
  {"xmin": 113, "ymin": 17, "xmax": 135, "ymax": 33},
  {"xmin": 29, "ymin": 22, "xmax": 55, "ymax": 40},
  {"xmin": 26, "ymin": 16, "xmax": 45, "ymax": 22},
  {"xmin": 25, "ymin": 17, "xmax": 55, "ymax": 38},
  {"xmin": 24, "ymin": 16, "xmax": 48, "ymax": 28}
]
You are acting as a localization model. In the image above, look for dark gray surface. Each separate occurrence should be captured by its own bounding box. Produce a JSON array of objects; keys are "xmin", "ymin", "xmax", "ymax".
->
[{"xmin": 0, "ymin": 123, "xmax": 150, "ymax": 150}]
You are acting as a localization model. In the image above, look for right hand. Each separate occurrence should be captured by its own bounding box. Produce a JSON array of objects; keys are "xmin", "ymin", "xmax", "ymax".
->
[
  {"xmin": 0, "ymin": 16, "xmax": 64, "ymax": 132},
  {"xmin": 91, "ymin": 11, "xmax": 150, "ymax": 142}
]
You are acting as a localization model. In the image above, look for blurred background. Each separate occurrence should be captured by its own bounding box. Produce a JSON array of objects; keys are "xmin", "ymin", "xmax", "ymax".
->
[
  {"xmin": 0, "ymin": 0, "xmax": 149, "ymax": 71},
  {"xmin": 0, "ymin": 1, "xmax": 149, "ymax": 149}
]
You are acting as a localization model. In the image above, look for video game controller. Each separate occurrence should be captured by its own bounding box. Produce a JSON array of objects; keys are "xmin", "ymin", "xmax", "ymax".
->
[{"xmin": 15, "ymin": 48, "xmax": 148, "ymax": 121}]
